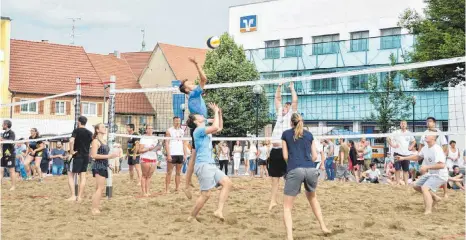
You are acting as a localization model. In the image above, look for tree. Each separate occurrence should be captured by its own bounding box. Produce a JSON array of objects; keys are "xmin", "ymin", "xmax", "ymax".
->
[
  {"xmin": 398, "ymin": 0, "xmax": 465, "ymax": 88},
  {"xmin": 367, "ymin": 54, "xmax": 413, "ymax": 134},
  {"xmin": 202, "ymin": 33, "xmax": 269, "ymax": 137}
]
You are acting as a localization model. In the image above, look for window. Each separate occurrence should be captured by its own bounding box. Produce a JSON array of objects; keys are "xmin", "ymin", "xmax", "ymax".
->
[
  {"xmin": 55, "ymin": 101, "xmax": 66, "ymax": 115},
  {"xmin": 284, "ymin": 38, "xmax": 303, "ymax": 57},
  {"xmin": 262, "ymin": 73, "xmax": 280, "ymax": 80},
  {"xmin": 139, "ymin": 116, "xmax": 147, "ymax": 126},
  {"xmin": 311, "ymin": 71, "xmax": 338, "ymax": 91},
  {"xmin": 350, "ymin": 31, "xmax": 369, "ymax": 52},
  {"xmin": 380, "ymin": 28, "xmax": 401, "ymax": 49},
  {"xmin": 379, "ymin": 72, "xmax": 401, "ymax": 88},
  {"xmin": 312, "ymin": 34, "xmax": 339, "ymax": 55},
  {"xmin": 82, "ymin": 102, "xmax": 97, "ymax": 116},
  {"xmin": 125, "ymin": 116, "xmax": 132, "ymax": 124},
  {"xmin": 20, "ymin": 99, "xmax": 37, "ymax": 114},
  {"xmin": 265, "ymin": 40, "xmax": 280, "ymax": 59},
  {"xmin": 349, "ymin": 74, "xmax": 369, "ymax": 90}
]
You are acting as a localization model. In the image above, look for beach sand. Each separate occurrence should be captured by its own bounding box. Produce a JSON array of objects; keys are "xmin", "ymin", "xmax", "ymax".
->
[{"xmin": 1, "ymin": 173, "xmax": 464, "ymax": 240}]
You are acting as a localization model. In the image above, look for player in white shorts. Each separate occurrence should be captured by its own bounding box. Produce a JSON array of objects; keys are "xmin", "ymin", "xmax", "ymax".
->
[
  {"xmin": 396, "ymin": 131, "xmax": 448, "ymax": 215},
  {"xmin": 268, "ymin": 82, "xmax": 298, "ymax": 211}
]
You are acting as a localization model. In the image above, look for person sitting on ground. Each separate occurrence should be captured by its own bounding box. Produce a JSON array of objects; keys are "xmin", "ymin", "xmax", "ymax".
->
[
  {"xmin": 448, "ymin": 165, "xmax": 464, "ymax": 190},
  {"xmin": 360, "ymin": 163, "xmax": 381, "ymax": 183}
]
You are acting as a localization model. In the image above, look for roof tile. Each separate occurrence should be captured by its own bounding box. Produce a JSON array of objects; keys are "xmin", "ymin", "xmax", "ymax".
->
[{"xmin": 158, "ymin": 43, "xmax": 208, "ymax": 81}]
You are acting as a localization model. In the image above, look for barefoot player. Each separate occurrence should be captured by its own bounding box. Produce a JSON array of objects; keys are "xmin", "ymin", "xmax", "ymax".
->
[
  {"xmin": 186, "ymin": 103, "xmax": 232, "ymax": 222},
  {"xmin": 179, "ymin": 56, "xmax": 209, "ymax": 198},
  {"xmin": 268, "ymin": 82, "xmax": 298, "ymax": 211},
  {"xmin": 165, "ymin": 117, "xmax": 187, "ymax": 193},
  {"xmin": 396, "ymin": 131, "xmax": 448, "ymax": 215}
]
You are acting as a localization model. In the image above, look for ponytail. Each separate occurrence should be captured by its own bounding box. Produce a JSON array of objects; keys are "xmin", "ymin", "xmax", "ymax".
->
[
  {"xmin": 291, "ymin": 113, "xmax": 303, "ymax": 141},
  {"xmin": 93, "ymin": 123, "xmax": 102, "ymax": 139}
]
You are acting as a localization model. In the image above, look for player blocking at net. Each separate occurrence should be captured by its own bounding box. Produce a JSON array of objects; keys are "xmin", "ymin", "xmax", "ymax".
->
[
  {"xmin": 269, "ymin": 81, "xmax": 298, "ymax": 211},
  {"xmin": 179, "ymin": 56, "xmax": 209, "ymax": 199},
  {"xmin": 186, "ymin": 103, "xmax": 232, "ymax": 222}
]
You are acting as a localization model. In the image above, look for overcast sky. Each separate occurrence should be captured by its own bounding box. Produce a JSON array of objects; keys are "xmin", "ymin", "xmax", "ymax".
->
[{"xmin": 1, "ymin": 0, "xmax": 261, "ymax": 54}]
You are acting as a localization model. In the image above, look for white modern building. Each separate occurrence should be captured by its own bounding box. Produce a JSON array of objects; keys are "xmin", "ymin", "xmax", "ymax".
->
[{"xmin": 228, "ymin": 0, "xmax": 451, "ymax": 136}]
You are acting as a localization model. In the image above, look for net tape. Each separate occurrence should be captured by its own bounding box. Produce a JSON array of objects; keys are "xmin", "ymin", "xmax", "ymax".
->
[
  {"xmin": 1, "ymin": 135, "xmax": 71, "ymax": 144},
  {"xmin": 113, "ymin": 57, "xmax": 465, "ymax": 94}
]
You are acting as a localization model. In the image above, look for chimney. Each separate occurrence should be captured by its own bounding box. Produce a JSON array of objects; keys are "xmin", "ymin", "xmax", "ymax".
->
[
  {"xmin": 41, "ymin": 40, "xmax": 48, "ymax": 43},
  {"xmin": 113, "ymin": 50, "xmax": 120, "ymax": 59}
]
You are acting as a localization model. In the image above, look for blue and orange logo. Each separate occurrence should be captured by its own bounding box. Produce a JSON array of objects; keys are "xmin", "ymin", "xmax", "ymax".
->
[{"xmin": 240, "ymin": 15, "xmax": 257, "ymax": 33}]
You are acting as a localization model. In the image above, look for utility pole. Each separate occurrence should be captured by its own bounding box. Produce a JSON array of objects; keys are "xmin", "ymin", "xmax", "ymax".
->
[{"xmin": 68, "ymin": 17, "xmax": 81, "ymax": 45}]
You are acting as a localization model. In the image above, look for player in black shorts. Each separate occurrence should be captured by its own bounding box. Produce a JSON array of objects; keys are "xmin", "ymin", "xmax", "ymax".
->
[
  {"xmin": 67, "ymin": 116, "xmax": 93, "ymax": 202},
  {"xmin": 1, "ymin": 120, "xmax": 17, "ymax": 190},
  {"xmin": 24, "ymin": 128, "xmax": 45, "ymax": 182},
  {"xmin": 126, "ymin": 124, "xmax": 142, "ymax": 185}
]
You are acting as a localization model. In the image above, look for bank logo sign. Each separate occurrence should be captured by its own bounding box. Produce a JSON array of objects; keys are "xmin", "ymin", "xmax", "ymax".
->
[{"xmin": 240, "ymin": 15, "xmax": 257, "ymax": 33}]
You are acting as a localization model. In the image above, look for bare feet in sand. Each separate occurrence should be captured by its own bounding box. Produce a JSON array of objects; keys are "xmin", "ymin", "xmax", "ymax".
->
[
  {"xmin": 213, "ymin": 210, "xmax": 225, "ymax": 221},
  {"xmin": 268, "ymin": 202, "xmax": 277, "ymax": 211},
  {"xmin": 183, "ymin": 188, "xmax": 192, "ymax": 199},
  {"xmin": 91, "ymin": 208, "xmax": 101, "ymax": 215},
  {"xmin": 9, "ymin": 187, "xmax": 15, "ymax": 191},
  {"xmin": 187, "ymin": 216, "xmax": 200, "ymax": 223},
  {"xmin": 65, "ymin": 196, "xmax": 76, "ymax": 202},
  {"xmin": 77, "ymin": 197, "xmax": 83, "ymax": 203},
  {"xmin": 432, "ymin": 196, "xmax": 442, "ymax": 210},
  {"xmin": 321, "ymin": 226, "xmax": 331, "ymax": 235}
]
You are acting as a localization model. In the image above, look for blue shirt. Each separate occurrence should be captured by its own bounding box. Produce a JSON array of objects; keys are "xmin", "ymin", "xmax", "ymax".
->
[
  {"xmin": 51, "ymin": 148, "xmax": 66, "ymax": 166},
  {"xmin": 281, "ymin": 129, "xmax": 314, "ymax": 172},
  {"xmin": 188, "ymin": 86, "xmax": 207, "ymax": 117},
  {"xmin": 364, "ymin": 145, "xmax": 372, "ymax": 159},
  {"xmin": 193, "ymin": 127, "xmax": 214, "ymax": 164}
]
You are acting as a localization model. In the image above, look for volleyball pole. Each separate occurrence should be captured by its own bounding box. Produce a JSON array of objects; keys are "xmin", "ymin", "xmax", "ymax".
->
[
  {"xmin": 106, "ymin": 76, "xmax": 116, "ymax": 199},
  {"xmin": 74, "ymin": 77, "xmax": 81, "ymax": 198}
]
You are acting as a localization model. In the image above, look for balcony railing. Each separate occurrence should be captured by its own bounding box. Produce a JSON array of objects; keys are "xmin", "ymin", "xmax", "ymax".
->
[{"xmin": 244, "ymin": 34, "xmax": 415, "ymax": 73}]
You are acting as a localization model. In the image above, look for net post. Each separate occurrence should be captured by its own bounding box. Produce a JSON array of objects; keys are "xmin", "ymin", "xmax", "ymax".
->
[
  {"xmin": 106, "ymin": 76, "xmax": 116, "ymax": 199},
  {"xmin": 74, "ymin": 77, "xmax": 81, "ymax": 198}
]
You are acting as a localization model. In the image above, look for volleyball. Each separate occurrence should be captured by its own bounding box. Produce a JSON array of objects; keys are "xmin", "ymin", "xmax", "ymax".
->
[{"xmin": 207, "ymin": 36, "xmax": 220, "ymax": 49}]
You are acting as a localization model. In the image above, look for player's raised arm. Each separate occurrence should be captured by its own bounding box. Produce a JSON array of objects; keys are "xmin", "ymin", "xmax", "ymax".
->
[
  {"xmin": 189, "ymin": 57, "xmax": 207, "ymax": 89},
  {"xmin": 289, "ymin": 81, "xmax": 298, "ymax": 112},
  {"xmin": 275, "ymin": 84, "xmax": 282, "ymax": 113},
  {"xmin": 205, "ymin": 104, "xmax": 220, "ymax": 134}
]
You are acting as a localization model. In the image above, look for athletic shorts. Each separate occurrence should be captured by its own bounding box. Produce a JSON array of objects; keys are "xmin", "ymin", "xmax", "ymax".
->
[
  {"xmin": 415, "ymin": 174, "xmax": 446, "ymax": 191},
  {"xmin": 170, "ymin": 155, "xmax": 184, "ymax": 164},
  {"xmin": 29, "ymin": 151, "xmax": 43, "ymax": 158},
  {"xmin": 268, "ymin": 148, "xmax": 287, "ymax": 177},
  {"xmin": 92, "ymin": 168, "xmax": 108, "ymax": 178},
  {"xmin": 258, "ymin": 159, "xmax": 267, "ymax": 166},
  {"xmin": 336, "ymin": 164, "xmax": 350, "ymax": 179},
  {"xmin": 40, "ymin": 160, "xmax": 49, "ymax": 173},
  {"xmin": 71, "ymin": 155, "xmax": 89, "ymax": 173},
  {"xmin": 128, "ymin": 156, "xmax": 140, "ymax": 165},
  {"xmin": 195, "ymin": 163, "xmax": 226, "ymax": 191},
  {"xmin": 1, "ymin": 155, "xmax": 15, "ymax": 168},
  {"xmin": 394, "ymin": 153, "xmax": 410, "ymax": 171},
  {"xmin": 284, "ymin": 168, "xmax": 319, "ymax": 196}
]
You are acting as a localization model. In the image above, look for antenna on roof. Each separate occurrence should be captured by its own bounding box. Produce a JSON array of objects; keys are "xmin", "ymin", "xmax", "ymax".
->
[
  {"xmin": 68, "ymin": 17, "xmax": 81, "ymax": 45},
  {"xmin": 141, "ymin": 29, "xmax": 146, "ymax": 51}
]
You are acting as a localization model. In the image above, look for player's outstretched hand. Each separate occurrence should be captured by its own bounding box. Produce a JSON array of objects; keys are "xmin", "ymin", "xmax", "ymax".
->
[
  {"xmin": 289, "ymin": 81, "xmax": 294, "ymax": 89},
  {"xmin": 207, "ymin": 103, "xmax": 219, "ymax": 112}
]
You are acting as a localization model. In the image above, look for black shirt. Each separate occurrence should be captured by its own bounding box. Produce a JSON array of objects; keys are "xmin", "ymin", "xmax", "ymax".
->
[
  {"xmin": 2, "ymin": 129, "xmax": 16, "ymax": 157},
  {"xmin": 29, "ymin": 135, "xmax": 43, "ymax": 151},
  {"xmin": 127, "ymin": 133, "xmax": 140, "ymax": 156},
  {"xmin": 349, "ymin": 147, "xmax": 357, "ymax": 166},
  {"xmin": 71, "ymin": 127, "xmax": 93, "ymax": 157}
]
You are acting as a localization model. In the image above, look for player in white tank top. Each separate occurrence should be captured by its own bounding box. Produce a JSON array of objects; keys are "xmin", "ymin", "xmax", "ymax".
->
[
  {"xmin": 165, "ymin": 117, "xmax": 187, "ymax": 193},
  {"xmin": 446, "ymin": 140, "xmax": 460, "ymax": 171},
  {"xmin": 269, "ymin": 82, "xmax": 298, "ymax": 211}
]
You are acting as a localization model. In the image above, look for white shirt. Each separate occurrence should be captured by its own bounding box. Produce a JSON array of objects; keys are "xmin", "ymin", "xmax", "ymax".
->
[
  {"xmin": 420, "ymin": 129, "xmax": 448, "ymax": 147},
  {"xmin": 271, "ymin": 106, "xmax": 294, "ymax": 146},
  {"xmin": 168, "ymin": 127, "xmax": 184, "ymax": 156},
  {"xmin": 140, "ymin": 137, "xmax": 158, "ymax": 160},
  {"xmin": 365, "ymin": 169, "xmax": 381, "ymax": 179},
  {"xmin": 233, "ymin": 145, "xmax": 242, "ymax": 158},
  {"xmin": 391, "ymin": 129, "xmax": 415, "ymax": 156},
  {"xmin": 447, "ymin": 147, "xmax": 459, "ymax": 160},
  {"xmin": 248, "ymin": 145, "xmax": 257, "ymax": 160},
  {"xmin": 259, "ymin": 146, "xmax": 268, "ymax": 160},
  {"xmin": 313, "ymin": 140, "xmax": 323, "ymax": 162},
  {"xmin": 419, "ymin": 144, "xmax": 449, "ymax": 181}
]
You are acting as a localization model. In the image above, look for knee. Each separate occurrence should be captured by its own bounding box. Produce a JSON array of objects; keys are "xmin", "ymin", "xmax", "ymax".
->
[
  {"xmin": 222, "ymin": 178, "xmax": 233, "ymax": 188},
  {"xmin": 421, "ymin": 186, "xmax": 430, "ymax": 192},
  {"xmin": 202, "ymin": 191, "xmax": 211, "ymax": 199}
]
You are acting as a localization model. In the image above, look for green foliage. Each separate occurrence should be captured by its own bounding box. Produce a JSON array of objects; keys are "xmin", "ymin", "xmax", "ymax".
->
[
  {"xmin": 203, "ymin": 33, "xmax": 269, "ymax": 137},
  {"xmin": 366, "ymin": 54, "xmax": 413, "ymax": 134},
  {"xmin": 398, "ymin": 0, "xmax": 465, "ymax": 88}
]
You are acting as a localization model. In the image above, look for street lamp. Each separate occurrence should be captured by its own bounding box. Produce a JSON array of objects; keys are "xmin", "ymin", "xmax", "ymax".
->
[
  {"xmin": 253, "ymin": 84, "xmax": 263, "ymax": 176},
  {"xmin": 180, "ymin": 103, "xmax": 186, "ymax": 124},
  {"xmin": 412, "ymin": 96, "xmax": 416, "ymax": 132}
]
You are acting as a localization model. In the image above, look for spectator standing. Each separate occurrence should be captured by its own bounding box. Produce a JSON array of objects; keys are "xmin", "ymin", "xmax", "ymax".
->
[
  {"xmin": 50, "ymin": 142, "xmax": 66, "ymax": 176},
  {"xmin": 322, "ymin": 139, "xmax": 335, "ymax": 180},
  {"xmin": 446, "ymin": 141, "xmax": 460, "ymax": 172},
  {"xmin": 363, "ymin": 140, "xmax": 373, "ymax": 171}
]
